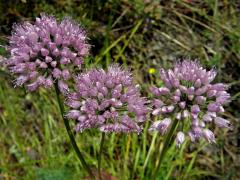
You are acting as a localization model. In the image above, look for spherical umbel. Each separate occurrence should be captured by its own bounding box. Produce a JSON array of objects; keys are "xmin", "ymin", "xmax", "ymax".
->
[
  {"xmin": 6, "ymin": 14, "xmax": 90, "ymax": 93},
  {"xmin": 149, "ymin": 60, "xmax": 231, "ymax": 146},
  {"xmin": 65, "ymin": 65, "xmax": 148, "ymax": 133}
]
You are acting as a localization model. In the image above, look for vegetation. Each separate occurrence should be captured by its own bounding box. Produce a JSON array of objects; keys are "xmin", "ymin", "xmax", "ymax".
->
[{"xmin": 0, "ymin": 0, "xmax": 239, "ymax": 179}]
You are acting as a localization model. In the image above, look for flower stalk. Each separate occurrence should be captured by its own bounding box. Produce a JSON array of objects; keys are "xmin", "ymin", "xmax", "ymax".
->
[
  {"xmin": 54, "ymin": 82, "xmax": 95, "ymax": 179},
  {"xmin": 98, "ymin": 132, "xmax": 105, "ymax": 180},
  {"xmin": 152, "ymin": 118, "xmax": 179, "ymax": 179}
]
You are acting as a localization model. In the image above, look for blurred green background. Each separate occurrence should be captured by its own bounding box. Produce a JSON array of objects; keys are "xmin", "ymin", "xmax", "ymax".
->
[{"xmin": 0, "ymin": 0, "xmax": 239, "ymax": 179}]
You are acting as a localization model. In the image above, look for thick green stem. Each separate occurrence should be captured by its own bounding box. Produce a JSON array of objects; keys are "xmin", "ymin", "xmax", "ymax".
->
[
  {"xmin": 54, "ymin": 82, "xmax": 95, "ymax": 179},
  {"xmin": 98, "ymin": 132, "xmax": 105, "ymax": 180},
  {"xmin": 152, "ymin": 119, "xmax": 179, "ymax": 179}
]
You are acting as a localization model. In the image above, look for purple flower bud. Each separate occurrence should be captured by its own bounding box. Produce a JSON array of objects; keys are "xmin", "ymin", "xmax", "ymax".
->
[
  {"xmin": 112, "ymin": 100, "xmax": 123, "ymax": 108},
  {"xmin": 200, "ymin": 121, "xmax": 205, "ymax": 128},
  {"xmin": 152, "ymin": 99, "xmax": 164, "ymax": 108},
  {"xmin": 88, "ymin": 87, "xmax": 98, "ymax": 97},
  {"xmin": 182, "ymin": 110, "xmax": 189, "ymax": 119},
  {"xmin": 37, "ymin": 76, "xmax": 45, "ymax": 85},
  {"xmin": 166, "ymin": 105, "xmax": 174, "ymax": 113},
  {"xmin": 60, "ymin": 57, "xmax": 70, "ymax": 65},
  {"xmin": 188, "ymin": 131, "xmax": 196, "ymax": 142},
  {"xmin": 191, "ymin": 105, "xmax": 200, "ymax": 114},
  {"xmin": 41, "ymin": 48, "xmax": 49, "ymax": 56},
  {"xmin": 10, "ymin": 63, "xmax": 26, "ymax": 73},
  {"xmin": 211, "ymin": 83, "xmax": 228, "ymax": 91},
  {"xmin": 27, "ymin": 81, "xmax": 39, "ymax": 91},
  {"xmin": 202, "ymin": 114, "xmax": 212, "ymax": 122},
  {"xmin": 174, "ymin": 89, "xmax": 181, "ymax": 96},
  {"xmin": 44, "ymin": 78, "xmax": 53, "ymax": 88},
  {"xmin": 14, "ymin": 75, "xmax": 28, "ymax": 86},
  {"xmin": 27, "ymin": 62, "xmax": 36, "ymax": 71},
  {"xmin": 161, "ymin": 106, "xmax": 167, "ymax": 113},
  {"xmin": 195, "ymin": 85, "xmax": 208, "ymax": 96},
  {"xmin": 191, "ymin": 126, "xmax": 202, "ymax": 139},
  {"xmin": 65, "ymin": 110, "xmax": 81, "ymax": 119},
  {"xmin": 106, "ymin": 80, "xmax": 115, "ymax": 89},
  {"xmin": 29, "ymin": 71, "xmax": 38, "ymax": 79},
  {"xmin": 207, "ymin": 90, "xmax": 217, "ymax": 98},
  {"xmin": 48, "ymin": 42, "xmax": 56, "ymax": 50},
  {"xmin": 179, "ymin": 85, "xmax": 187, "ymax": 93},
  {"xmin": 121, "ymin": 115, "xmax": 141, "ymax": 132},
  {"xmin": 61, "ymin": 48, "xmax": 69, "ymax": 57},
  {"xmin": 214, "ymin": 117, "xmax": 231, "ymax": 128},
  {"xmin": 216, "ymin": 91, "xmax": 228, "ymax": 97},
  {"xmin": 172, "ymin": 78, "xmax": 180, "ymax": 87},
  {"xmin": 28, "ymin": 31, "xmax": 38, "ymax": 43},
  {"xmin": 158, "ymin": 87, "xmax": 170, "ymax": 95},
  {"xmin": 77, "ymin": 115, "xmax": 87, "ymax": 122},
  {"xmin": 35, "ymin": 59, "xmax": 42, "ymax": 65},
  {"xmin": 187, "ymin": 87, "xmax": 195, "ymax": 95},
  {"xmin": 53, "ymin": 68, "xmax": 61, "ymax": 79},
  {"xmin": 30, "ymin": 50, "xmax": 38, "ymax": 57},
  {"xmin": 207, "ymin": 111, "xmax": 217, "ymax": 118},
  {"xmin": 79, "ymin": 47, "xmax": 89, "ymax": 56},
  {"xmin": 216, "ymin": 94, "xmax": 230, "ymax": 104},
  {"xmin": 50, "ymin": 61, "xmax": 57, "ymax": 67},
  {"xmin": 195, "ymin": 96, "xmax": 206, "ymax": 105},
  {"xmin": 112, "ymin": 84, "xmax": 122, "ymax": 98},
  {"xmin": 62, "ymin": 69, "xmax": 70, "ymax": 80},
  {"xmin": 172, "ymin": 96, "xmax": 180, "ymax": 103},
  {"xmin": 176, "ymin": 132, "xmax": 185, "ymax": 147},
  {"xmin": 66, "ymin": 99, "xmax": 81, "ymax": 109},
  {"xmin": 149, "ymin": 118, "xmax": 171, "ymax": 135},
  {"xmin": 148, "ymin": 122, "xmax": 160, "ymax": 131},
  {"xmin": 58, "ymin": 80, "xmax": 69, "ymax": 94},
  {"xmin": 152, "ymin": 108, "xmax": 161, "ymax": 116},
  {"xmin": 192, "ymin": 118, "xmax": 199, "ymax": 127},
  {"xmin": 207, "ymin": 103, "xmax": 220, "ymax": 112},
  {"xmin": 52, "ymin": 48, "xmax": 60, "ymax": 56},
  {"xmin": 176, "ymin": 112, "xmax": 182, "ymax": 120},
  {"xmin": 202, "ymin": 129, "xmax": 216, "ymax": 143},
  {"xmin": 45, "ymin": 56, "xmax": 52, "ymax": 63},
  {"xmin": 55, "ymin": 33, "xmax": 62, "ymax": 45},
  {"xmin": 194, "ymin": 79, "xmax": 201, "ymax": 88},
  {"xmin": 74, "ymin": 58, "xmax": 83, "ymax": 66},
  {"xmin": 179, "ymin": 101, "xmax": 186, "ymax": 109},
  {"xmin": 40, "ymin": 62, "xmax": 48, "ymax": 69},
  {"xmin": 188, "ymin": 95, "xmax": 194, "ymax": 101},
  {"xmin": 99, "ymin": 123, "xmax": 132, "ymax": 133}
]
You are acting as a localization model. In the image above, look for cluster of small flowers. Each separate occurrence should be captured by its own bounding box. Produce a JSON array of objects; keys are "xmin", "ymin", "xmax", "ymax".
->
[
  {"xmin": 65, "ymin": 65, "xmax": 148, "ymax": 133},
  {"xmin": 6, "ymin": 14, "xmax": 89, "ymax": 93},
  {"xmin": 5, "ymin": 14, "xmax": 232, "ymax": 141},
  {"xmin": 149, "ymin": 60, "xmax": 231, "ymax": 146}
]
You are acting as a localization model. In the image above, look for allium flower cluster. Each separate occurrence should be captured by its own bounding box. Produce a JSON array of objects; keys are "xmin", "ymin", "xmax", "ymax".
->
[
  {"xmin": 65, "ymin": 65, "xmax": 148, "ymax": 133},
  {"xmin": 6, "ymin": 14, "xmax": 89, "ymax": 92},
  {"xmin": 149, "ymin": 60, "xmax": 231, "ymax": 146}
]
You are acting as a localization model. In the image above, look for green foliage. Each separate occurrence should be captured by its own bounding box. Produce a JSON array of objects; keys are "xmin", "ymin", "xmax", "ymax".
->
[{"xmin": 35, "ymin": 167, "xmax": 72, "ymax": 180}]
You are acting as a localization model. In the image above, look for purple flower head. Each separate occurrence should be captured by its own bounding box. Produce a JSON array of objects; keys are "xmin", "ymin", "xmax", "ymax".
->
[
  {"xmin": 65, "ymin": 65, "xmax": 148, "ymax": 133},
  {"xmin": 149, "ymin": 60, "xmax": 231, "ymax": 145},
  {"xmin": 6, "ymin": 14, "xmax": 89, "ymax": 92}
]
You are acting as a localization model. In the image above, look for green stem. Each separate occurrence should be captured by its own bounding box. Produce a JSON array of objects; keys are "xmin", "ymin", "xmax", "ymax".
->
[
  {"xmin": 54, "ymin": 82, "xmax": 95, "ymax": 179},
  {"xmin": 152, "ymin": 119, "xmax": 179, "ymax": 179},
  {"xmin": 143, "ymin": 132, "xmax": 158, "ymax": 173},
  {"xmin": 98, "ymin": 132, "xmax": 105, "ymax": 180}
]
